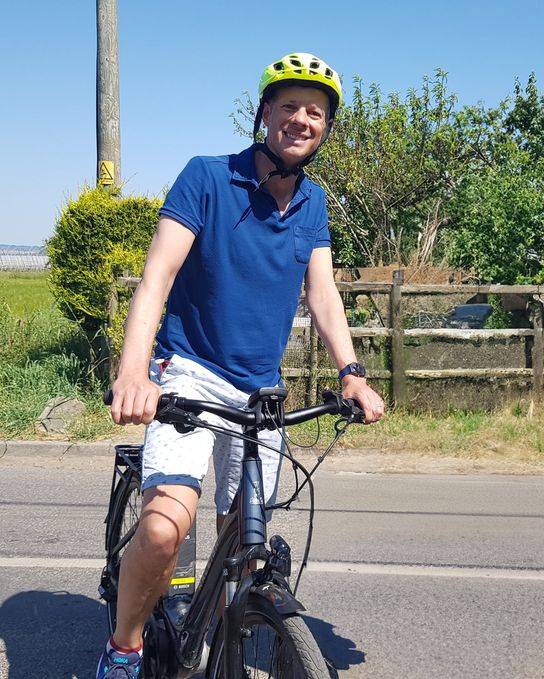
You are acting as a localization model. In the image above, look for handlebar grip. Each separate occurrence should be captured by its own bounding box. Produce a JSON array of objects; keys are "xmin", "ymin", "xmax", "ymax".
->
[{"xmin": 103, "ymin": 389, "xmax": 113, "ymax": 406}]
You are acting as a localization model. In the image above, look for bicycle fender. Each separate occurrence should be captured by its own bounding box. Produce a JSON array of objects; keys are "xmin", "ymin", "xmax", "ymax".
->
[{"xmin": 253, "ymin": 581, "xmax": 305, "ymax": 615}]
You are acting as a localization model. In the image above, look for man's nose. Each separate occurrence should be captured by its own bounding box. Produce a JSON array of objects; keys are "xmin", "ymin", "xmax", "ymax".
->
[{"xmin": 292, "ymin": 107, "xmax": 309, "ymax": 126}]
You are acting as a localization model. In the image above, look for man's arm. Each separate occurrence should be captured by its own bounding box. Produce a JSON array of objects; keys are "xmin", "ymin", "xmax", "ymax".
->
[
  {"xmin": 304, "ymin": 247, "xmax": 385, "ymax": 423},
  {"xmin": 110, "ymin": 216, "xmax": 196, "ymax": 426}
]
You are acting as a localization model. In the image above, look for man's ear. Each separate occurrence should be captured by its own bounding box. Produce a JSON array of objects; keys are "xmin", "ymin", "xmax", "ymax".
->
[{"xmin": 262, "ymin": 101, "xmax": 271, "ymax": 128}]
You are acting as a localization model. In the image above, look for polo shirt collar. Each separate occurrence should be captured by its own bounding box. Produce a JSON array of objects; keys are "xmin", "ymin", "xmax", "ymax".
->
[{"xmin": 231, "ymin": 146, "xmax": 312, "ymax": 200}]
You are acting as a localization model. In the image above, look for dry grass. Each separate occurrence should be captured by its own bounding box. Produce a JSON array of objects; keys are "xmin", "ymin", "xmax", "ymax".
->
[{"xmin": 288, "ymin": 404, "xmax": 544, "ymax": 466}]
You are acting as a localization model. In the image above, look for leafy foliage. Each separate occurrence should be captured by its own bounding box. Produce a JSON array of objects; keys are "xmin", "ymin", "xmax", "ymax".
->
[
  {"xmin": 310, "ymin": 70, "xmax": 464, "ymax": 267},
  {"xmin": 48, "ymin": 187, "xmax": 160, "ymax": 333},
  {"xmin": 445, "ymin": 158, "xmax": 544, "ymax": 282},
  {"xmin": 444, "ymin": 74, "xmax": 544, "ymax": 283}
]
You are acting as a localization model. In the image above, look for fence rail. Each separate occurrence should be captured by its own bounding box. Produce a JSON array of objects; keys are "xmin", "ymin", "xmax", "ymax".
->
[{"xmin": 110, "ymin": 272, "xmax": 544, "ymax": 407}]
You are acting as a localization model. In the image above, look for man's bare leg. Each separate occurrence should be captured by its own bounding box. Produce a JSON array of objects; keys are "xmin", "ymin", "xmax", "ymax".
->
[{"xmin": 113, "ymin": 484, "xmax": 199, "ymax": 649}]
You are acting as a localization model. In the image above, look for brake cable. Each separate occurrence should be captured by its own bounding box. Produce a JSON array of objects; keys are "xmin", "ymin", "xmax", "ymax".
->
[{"xmin": 165, "ymin": 401, "xmax": 355, "ymax": 595}]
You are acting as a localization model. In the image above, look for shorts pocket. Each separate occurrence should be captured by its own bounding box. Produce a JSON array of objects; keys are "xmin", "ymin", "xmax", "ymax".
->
[{"xmin": 293, "ymin": 224, "xmax": 316, "ymax": 264}]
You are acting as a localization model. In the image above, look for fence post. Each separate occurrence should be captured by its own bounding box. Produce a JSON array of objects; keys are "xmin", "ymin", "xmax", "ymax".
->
[
  {"xmin": 390, "ymin": 270, "xmax": 407, "ymax": 407},
  {"xmin": 307, "ymin": 318, "xmax": 318, "ymax": 406},
  {"xmin": 531, "ymin": 299, "xmax": 544, "ymax": 404}
]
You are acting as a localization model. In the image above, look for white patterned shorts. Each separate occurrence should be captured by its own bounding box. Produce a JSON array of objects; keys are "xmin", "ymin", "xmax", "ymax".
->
[{"xmin": 142, "ymin": 355, "xmax": 284, "ymax": 515}]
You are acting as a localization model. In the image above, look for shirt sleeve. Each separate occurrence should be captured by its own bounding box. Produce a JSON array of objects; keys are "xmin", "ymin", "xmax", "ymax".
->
[
  {"xmin": 314, "ymin": 188, "xmax": 331, "ymax": 248},
  {"xmin": 159, "ymin": 156, "xmax": 209, "ymax": 235}
]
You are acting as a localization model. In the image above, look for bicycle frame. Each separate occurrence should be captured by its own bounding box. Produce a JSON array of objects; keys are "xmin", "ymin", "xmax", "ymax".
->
[{"xmin": 174, "ymin": 419, "xmax": 302, "ymax": 678}]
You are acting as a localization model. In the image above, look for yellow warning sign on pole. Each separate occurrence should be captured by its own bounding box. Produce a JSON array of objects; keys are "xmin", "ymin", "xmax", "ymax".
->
[{"xmin": 98, "ymin": 160, "xmax": 115, "ymax": 186}]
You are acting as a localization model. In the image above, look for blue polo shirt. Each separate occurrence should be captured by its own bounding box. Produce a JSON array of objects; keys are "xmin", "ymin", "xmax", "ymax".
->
[{"xmin": 155, "ymin": 145, "xmax": 331, "ymax": 393}]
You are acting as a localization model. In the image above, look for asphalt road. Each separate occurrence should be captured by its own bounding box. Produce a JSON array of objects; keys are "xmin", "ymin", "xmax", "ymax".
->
[{"xmin": 1, "ymin": 452, "xmax": 543, "ymax": 679}]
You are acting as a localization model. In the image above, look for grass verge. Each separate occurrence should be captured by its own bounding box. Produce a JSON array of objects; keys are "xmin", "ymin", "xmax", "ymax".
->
[
  {"xmin": 287, "ymin": 405, "xmax": 544, "ymax": 465},
  {"xmin": 0, "ymin": 272, "xmax": 114, "ymax": 440}
]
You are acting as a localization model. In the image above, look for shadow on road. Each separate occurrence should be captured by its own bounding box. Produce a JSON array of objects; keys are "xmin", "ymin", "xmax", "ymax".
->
[
  {"xmin": 304, "ymin": 613, "xmax": 366, "ymax": 676},
  {"xmin": 0, "ymin": 589, "xmax": 105, "ymax": 679},
  {"xmin": 0, "ymin": 590, "xmax": 365, "ymax": 678}
]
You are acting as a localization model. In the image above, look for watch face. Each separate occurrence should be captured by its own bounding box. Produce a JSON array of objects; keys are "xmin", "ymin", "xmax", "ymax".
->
[{"xmin": 350, "ymin": 363, "xmax": 365, "ymax": 377}]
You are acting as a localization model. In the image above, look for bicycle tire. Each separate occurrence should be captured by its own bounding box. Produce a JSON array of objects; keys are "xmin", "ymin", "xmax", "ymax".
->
[
  {"xmin": 206, "ymin": 592, "xmax": 330, "ymax": 679},
  {"xmin": 105, "ymin": 473, "xmax": 142, "ymax": 636}
]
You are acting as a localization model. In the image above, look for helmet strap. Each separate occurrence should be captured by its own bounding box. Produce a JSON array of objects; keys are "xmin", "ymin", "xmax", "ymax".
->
[
  {"xmin": 252, "ymin": 142, "xmax": 301, "ymax": 183},
  {"xmin": 252, "ymin": 113, "xmax": 334, "ymax": 187}
]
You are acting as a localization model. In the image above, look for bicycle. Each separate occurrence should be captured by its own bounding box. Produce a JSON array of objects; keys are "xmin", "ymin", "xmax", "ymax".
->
[{"xmin": 99, "ymin": 386, "xmax": 364, "ymax": 678}]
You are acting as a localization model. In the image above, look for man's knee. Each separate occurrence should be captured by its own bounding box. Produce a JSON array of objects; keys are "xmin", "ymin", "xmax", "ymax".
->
[{"xmin": 136, "ymin": 485, "xmax": 199, "ymax": 559}]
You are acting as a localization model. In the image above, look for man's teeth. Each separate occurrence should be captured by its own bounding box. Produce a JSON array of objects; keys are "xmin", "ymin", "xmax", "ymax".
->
[{"xmin": 285, "ymin": 132, "xmax": 306, "ymax": 141}]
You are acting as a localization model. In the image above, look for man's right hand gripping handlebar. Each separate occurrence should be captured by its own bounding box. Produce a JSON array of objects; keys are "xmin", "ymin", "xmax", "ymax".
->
[{"xmin": 107, "ymin": 377, "xmax": 163, "ymax": 426}]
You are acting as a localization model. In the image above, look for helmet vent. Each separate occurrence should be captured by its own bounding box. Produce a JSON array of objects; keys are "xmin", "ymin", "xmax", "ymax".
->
[
  {"xmin": 290, "ymin": 58, "xmax": 302, "ymax": 67},
  {"xmin": 310, "ymin": 61, "xmax": 320, "ymax": 69},
  {"xmin": 324, "ymin": 68, "xmax": 333, "ymax": 79},
  {"xmin": 273, "ymin": 61, "xmax": 284, "ymax": 71}
]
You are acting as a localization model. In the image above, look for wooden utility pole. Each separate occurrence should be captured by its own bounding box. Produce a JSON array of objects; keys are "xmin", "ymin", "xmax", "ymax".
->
[{"xmin": 96, "ymin": 0, "xmax": 121, "ymax": 187}]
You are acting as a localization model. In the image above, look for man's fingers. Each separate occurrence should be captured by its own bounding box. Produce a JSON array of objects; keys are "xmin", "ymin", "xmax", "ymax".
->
[
  {"xmin": 142, "ymin": 388, "xmax": 161, "ymax": 424},
  {"xmin": 345, "ymin": 386, "xmax": 385, "ymax": 424},
  {"xmin": 110, "ymin": 382, "xmax": 162, "ymax": 425}
]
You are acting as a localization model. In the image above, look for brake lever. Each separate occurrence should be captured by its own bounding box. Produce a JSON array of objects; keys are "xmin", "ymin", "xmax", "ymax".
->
[{"xmin": 155, "ymin": 393, "xmax": 202, "ymax": 433}]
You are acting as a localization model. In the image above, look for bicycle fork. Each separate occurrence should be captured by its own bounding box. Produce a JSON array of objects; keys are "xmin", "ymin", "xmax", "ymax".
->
[{"xmin": 220, "ymin": 434, "xmax": 303, "ymax": 677}]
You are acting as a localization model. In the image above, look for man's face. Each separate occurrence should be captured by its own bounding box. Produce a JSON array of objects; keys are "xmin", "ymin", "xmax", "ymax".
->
[{"xmin": 262, "ymin": 86, "xmax": 329, "ymax": 168}]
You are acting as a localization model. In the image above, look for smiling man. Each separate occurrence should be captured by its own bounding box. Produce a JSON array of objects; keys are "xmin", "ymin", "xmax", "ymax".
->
[{"xmin": 97, "ymin": 52, "xmax": 385, "ymax": 678}]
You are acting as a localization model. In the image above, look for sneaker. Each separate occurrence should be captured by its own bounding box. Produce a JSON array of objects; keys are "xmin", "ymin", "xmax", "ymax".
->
[{"xmin": 96, "ymin": 643, "xmax": 142, "ymax": 678}]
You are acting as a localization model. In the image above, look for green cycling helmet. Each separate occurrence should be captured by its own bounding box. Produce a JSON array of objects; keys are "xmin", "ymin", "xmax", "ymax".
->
[
  {"xmin": 258, "ymin": 52, "xmax": 342, "ymax": 113},
  {"xmin": 253, "ymin": 52, "xmax": 342, "ymax": 181}
]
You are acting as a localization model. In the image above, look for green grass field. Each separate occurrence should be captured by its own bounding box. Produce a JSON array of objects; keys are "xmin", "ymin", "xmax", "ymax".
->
[
  {"xmin": 0, "ymin": 271, "xmax": 116, "ymax": 440},
  {"xmin": 0, "ymin": 271, "xmax": 54, "ymax": 316},
  {"xmin": 0, "ymin": 271, "xmax": 543, "ymax": 467}
]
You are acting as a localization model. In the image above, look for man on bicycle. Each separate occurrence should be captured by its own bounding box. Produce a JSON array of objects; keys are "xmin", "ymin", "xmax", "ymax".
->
[{"xmin": 97, "ymin": 52, "xmax": 385, "ymax": 678}]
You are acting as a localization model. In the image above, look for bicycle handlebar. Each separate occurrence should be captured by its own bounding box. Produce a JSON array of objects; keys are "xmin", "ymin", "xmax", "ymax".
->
[{"xmin": 103, "ymin": 388, "xmax": 364, "ymax": 428}]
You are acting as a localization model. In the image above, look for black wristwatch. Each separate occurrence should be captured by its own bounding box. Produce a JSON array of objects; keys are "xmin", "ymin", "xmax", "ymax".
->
[{"xmin": 338, "ymin": 362, "xmax": 366, "ymax": 381}]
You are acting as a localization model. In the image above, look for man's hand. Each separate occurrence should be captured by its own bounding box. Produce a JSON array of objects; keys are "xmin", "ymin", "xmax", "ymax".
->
[
  {"xmin": 110, "ymin": 376, "xmax": 162, "ymax": 426},
  {"xmin": 341, "ymin": 376, "xmax": 385, "ymax": 424}
]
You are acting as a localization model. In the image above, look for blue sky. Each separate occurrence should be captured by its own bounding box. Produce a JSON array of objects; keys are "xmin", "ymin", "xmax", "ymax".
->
[{"xmin": 1, "ymin": 0, "xmax": 543, "ymax": 245}]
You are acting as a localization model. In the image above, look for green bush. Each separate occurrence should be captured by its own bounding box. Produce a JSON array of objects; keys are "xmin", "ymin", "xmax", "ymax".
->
[{"xmin": 47, "ymin": 187, "xmax": 161, "ymax": 334}]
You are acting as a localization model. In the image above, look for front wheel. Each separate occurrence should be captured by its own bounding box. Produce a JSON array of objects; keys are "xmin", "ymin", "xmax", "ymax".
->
[{"xmin": 206, "ymin": 593, "xmax": 330, "ymax": 679}]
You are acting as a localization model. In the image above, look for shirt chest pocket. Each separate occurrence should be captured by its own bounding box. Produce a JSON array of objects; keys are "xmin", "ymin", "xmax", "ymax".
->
[{"xmin": 293, "ymin": 224, "xmax": 317, "ymax": 264}]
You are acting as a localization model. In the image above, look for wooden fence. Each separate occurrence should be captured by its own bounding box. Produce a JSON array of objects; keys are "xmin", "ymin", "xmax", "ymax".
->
[{"xmin": 110, "ymin": 273, "xmax": 544, "ymax": 407}]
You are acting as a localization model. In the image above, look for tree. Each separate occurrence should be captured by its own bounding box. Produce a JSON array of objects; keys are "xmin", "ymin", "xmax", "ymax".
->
[
  {"xmin": 444, "ymin": 75, "xmax": 544, "ymax": 283},
  {"xmin": 310, "ymin": 70, "xmax": 466, "ymax": 267},
  {"xmin": 444, "ymin": 159, "xmax": 544, "ymax": 283},
  {"xmin": 48, "ymin": 187, "xmax": 160, "ymax": 334},
  {"xmin": 505, "ymin": 72, "xmax": 544, "ymax": 161}
]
